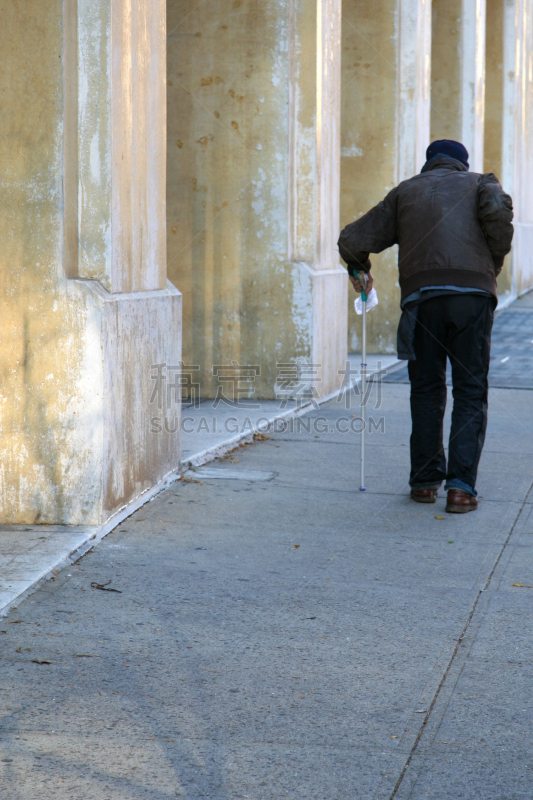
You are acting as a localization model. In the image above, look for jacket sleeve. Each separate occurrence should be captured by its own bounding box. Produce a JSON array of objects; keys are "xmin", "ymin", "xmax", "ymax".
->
[
  {"xmin": 478, "ymin": 174, "xmax": 514, "ymax": 275},
  {"xmin": 338, "ymin": 187, "xmax": 398, "ymax": 276}
]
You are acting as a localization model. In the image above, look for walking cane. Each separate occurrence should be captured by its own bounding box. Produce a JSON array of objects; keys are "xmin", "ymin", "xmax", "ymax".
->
[{"xmin": 358, "ymin": 271, "xmax": 368, "ymax": 492}]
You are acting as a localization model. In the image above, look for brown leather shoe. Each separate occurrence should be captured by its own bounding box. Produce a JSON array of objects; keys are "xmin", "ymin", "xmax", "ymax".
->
[
  {"xmin": 410, "ymin": 488, "xmax": 438, "ymax": 503},
  {"xmin": 446, "ymin": 489, "xmax": 478, "ymax": 513}
]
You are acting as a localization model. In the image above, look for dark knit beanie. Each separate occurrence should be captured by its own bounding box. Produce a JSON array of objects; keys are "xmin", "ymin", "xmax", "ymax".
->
[{"xmin": 426, "ymin": 139, "xmax": 469, "ymax": 169}]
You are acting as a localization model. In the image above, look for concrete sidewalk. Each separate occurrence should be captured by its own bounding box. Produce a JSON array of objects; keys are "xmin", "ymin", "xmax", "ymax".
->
[
  {"xmin": 0, "ymin": 357, "xmax": 532, "ymax": 797},
  {"xmin": 0, "ymin": 355, "xmax": 400, "ymax": 617}
]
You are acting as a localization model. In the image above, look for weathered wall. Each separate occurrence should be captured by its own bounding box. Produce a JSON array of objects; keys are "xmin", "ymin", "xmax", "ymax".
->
[
  {"xmin": 0, "ymin": 0, "xmax": 85, "ymax": 521},
  {"xmin": 431, "ymin": 0, "xmax": 486, "ymax": 172},
  {"xmin": 483, "ymin": 0, "xmax": 512, "ymax": 296},
  {"xmin": 341, "ymin": 0, "xmax": 430, "ymax": 353},
  {"xmin": 502, "ymin": 0, "xmax": 533, "ymax": 296},
  {"xmin": 341, "ymin": 0, "xmax": 399, "ymax": 354},
  {"xmin": 167, "ymin": 0, "xmax": 346, "ymax": 399},
  {"xmin": 167, "ymin": 0, "xmax": 290, "ymax": 397},
  {"xmin": 484, "ymin": 0, "xmax": 504, "ymax": 175},
  {"xmin": 77, "ymin": 0, "xmax": 167, "ymax": 293},
  {"xmin": 0, "ymin": 0, "xmax": 181, "ymax": 524},
  {"xmin": 430, "ymin": 0, "xmax": 462, "ymax": 142}
]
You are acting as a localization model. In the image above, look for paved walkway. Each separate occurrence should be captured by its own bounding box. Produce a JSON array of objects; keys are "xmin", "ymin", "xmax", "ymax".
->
[
  {"xmin": 180, "ymin": 355, "xmax": 400, "ymax": 467},
  {"xmin": 0, "ymin": 313, "xmax": 532, "ymax": 798},
  {"xmin": 0, "ymin": 357, "xmax": 399, "ymax": 617}
]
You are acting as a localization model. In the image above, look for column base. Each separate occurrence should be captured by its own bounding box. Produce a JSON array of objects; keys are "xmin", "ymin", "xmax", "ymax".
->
[
  {"xmin": 276, "ymin": 263, "xmax": 348, "ymax": 402},
  {"xmin": 0, "ymin": 279, "xmax": 182, "ymax": 526}
]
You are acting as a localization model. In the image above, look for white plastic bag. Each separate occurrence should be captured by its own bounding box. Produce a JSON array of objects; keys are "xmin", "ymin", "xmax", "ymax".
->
[{"xmin": 354, "ymin": 288, "xmax": 379, "ymax": 315}]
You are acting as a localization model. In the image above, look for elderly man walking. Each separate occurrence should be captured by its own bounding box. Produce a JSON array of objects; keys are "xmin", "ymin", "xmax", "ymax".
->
[{"xmin": 338, "ymin": 140, "xmax": 514, "ymax": 513}]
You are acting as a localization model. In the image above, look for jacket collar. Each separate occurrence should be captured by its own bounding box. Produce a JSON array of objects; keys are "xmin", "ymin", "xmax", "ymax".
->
[{"xmin": 420, "ymin": 155, "xmax": 469, "ymax": 174}]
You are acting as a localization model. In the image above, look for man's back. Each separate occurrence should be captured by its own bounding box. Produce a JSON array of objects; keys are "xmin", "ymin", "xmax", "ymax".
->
[{"xmin": 338, "ymin": 155, "xmax": 513, "ymax": 302}]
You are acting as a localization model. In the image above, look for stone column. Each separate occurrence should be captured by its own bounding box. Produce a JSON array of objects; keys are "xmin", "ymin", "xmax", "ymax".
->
[
  {"xmin": 341, "ymin": 0, "xmax": 431, "ymax": 354},
  {"xmin": 501, "ymin": 0, "xmax": 533, "ymax": 295},
  {"xmin": 398, "ymin": 0, "xmax": 432, "ymax": 181},
  {"xmin": 167, "ymin": 0, "xmax": 346, "ymax": 400},
  {"xmin": 0, "ymin": 0, "xmax": 181, "ymax": 525},
  {"xmin": 484, "ymin": 0, "xmax": 514, "ymax": 296},
  {"xmin": 289, "ymin": 0, "xmax": 347, "ymax": 396},
  {"xmin": 431, "ymin": 0, "xmax": 486, "ymax": 172},
  {"xmin": 484, "ymin": 0, "xmax": 504, "ymax": 176}
]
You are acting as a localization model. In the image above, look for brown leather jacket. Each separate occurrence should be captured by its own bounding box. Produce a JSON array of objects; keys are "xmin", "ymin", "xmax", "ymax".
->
[{"xmin": 338, "ymin": 156, "xmax": 514, "ymax": 301}]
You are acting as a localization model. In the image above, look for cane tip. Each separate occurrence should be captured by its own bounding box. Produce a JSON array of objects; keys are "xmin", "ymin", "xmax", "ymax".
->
[{"xmin": 359, "ymin": 486, "xmax": 367, "ymax": 492}]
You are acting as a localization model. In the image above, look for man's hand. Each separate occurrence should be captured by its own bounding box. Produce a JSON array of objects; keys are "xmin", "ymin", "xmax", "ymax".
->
[{"xmin": 349, "ymin": 271, "xmax": 374, "ymax": 294}]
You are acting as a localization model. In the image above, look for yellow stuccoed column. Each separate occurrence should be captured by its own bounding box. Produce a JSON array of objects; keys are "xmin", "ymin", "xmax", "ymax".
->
[
  {"xmin": 431, "ymin": 0, "xmax": 486, "ymax": 171},
  {"xmin": 341, "ymin": 0, "xmax": 431, "ymax": 354},
  {"xmin": 0, "ymin": 0, "xmax": 181, "ymax": 525},
  {"xmin": 484, "ymin": 0, "xmax": 504, "ymax": 179},
  {"xmin": 289, "ymin": 0, "xmax": 348, "ymax": 397},
  {"xmin": 484, "ymin": 0, "xmax": 513, "ymax": 297},
  {"xmin": 167, "ymin": 0, "xmax": 346, "ymax": 400},
  {"xmin": 501, "ymin": 0, "xmax": 533, "ymax": 295}
]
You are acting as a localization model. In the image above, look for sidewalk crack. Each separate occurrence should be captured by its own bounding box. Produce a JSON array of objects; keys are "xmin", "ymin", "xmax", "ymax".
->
[{"xmin": 387, "ymin": 480, "xmax": 533, "ymax": 800}]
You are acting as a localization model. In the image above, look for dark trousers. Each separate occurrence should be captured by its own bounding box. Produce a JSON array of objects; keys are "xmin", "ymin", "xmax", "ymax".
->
[{"xmin": 407, "ymin": 294, "xmax": 495, "ymax": 491}]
